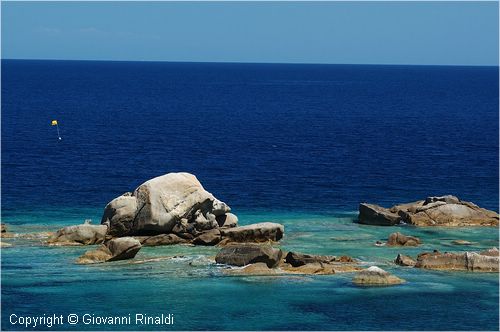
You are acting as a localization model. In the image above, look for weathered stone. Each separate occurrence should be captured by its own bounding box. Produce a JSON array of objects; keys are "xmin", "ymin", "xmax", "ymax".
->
[
  {"xmin": 415, "ymin": 249, "xmax": 499, "ymax": 272},
  {"xmin": 387, "ymin": 232, "xmax": 421, "ymax": 246},
  {"xmin": 48, "ymin": 224, "xmax": 108, "ymax": 246},
  {"xmin": 193, "ymin": 229, "xmax": 222, "ymax": 246},
  {"xmin": 352, "ymin": 266, "xmax": 405, "ymax": 286},
  {"xmin": 220, "ymin": 222, "xmax": 284, "ymax": 243},
  {"xmin": 358, "ymin": 203, "xmax": 400, "ymax": 226},
  {"xmin": 359, "ymin": 196, "xmax": 498, "ymax": 227},
  {"xmin": 394, "ymin": 253, "xmax": 416, "ymax": 266},
  {"xmin": 215, "ymin": 244, "xmax": 282, "ymax": 268},
  {"xmin": 76, "ymin": 237, "xmax": 142, "ymax": 264}
]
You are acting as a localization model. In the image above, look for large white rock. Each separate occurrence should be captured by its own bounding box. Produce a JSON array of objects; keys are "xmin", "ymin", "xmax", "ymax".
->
[{"xmin": 101, "ymin": 173, "xmax": 232, "ymax": 236}]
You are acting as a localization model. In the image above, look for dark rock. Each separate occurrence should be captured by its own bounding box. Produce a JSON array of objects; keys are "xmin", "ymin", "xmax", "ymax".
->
[
  {"xmin": 285, "ymin": 251, "xmax": 354, "ymax": 267},
  {"xmin": 358, "ymin": 203, "xmax": 400, "ymax": 226},
  {"xmin": 215, "ymin": 244, "xmax": 282, "ymax": 268}
]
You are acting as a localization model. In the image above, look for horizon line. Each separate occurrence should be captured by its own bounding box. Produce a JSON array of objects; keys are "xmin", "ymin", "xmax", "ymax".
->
[
  {"xmin": 1, "ymin": 58, "xmax": 499, "ymax": 68},
  {"xmin": 0, "ymin": 58, "xmax": 499, "ymax": 67}
]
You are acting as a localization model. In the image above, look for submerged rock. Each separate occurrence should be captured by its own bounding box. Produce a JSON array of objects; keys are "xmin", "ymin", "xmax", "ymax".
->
[
  {"xmin": 48, "ymin": 224, "xmax": 108, "ymax": 246},
  {"xmin": 219, "ymin": 222, "xmax": 284, "ymax": 243},
  {"xmin": 352, "ymin": 266, "xmax": 405, "ymax": 286},
  {"xmin": 415, "ymin": 249, "xmax": 499, "ymax": 272},
  {"xmin": 215, "ymin": 244, "xmax": 283, "ymax": 268},
  {"xmin": 387, "ymin": 232, "xmax": 421, "ymax": 246},
  {"xmin": 359, "ymin": 195, "xmax": 498, "ymax": 227},
  {"xmin": 76, "ymin": 237, "xmax": 142, "ymax": 264},
  {"xmin": 451, "ymin": 240, "xmax": 475, "ymax": 246},
  {"xmin": 101, "ymin": 173, "xmax": 234, "ymax": 237},
  {"xmin": 394, "ymin": 253, "xmax": 416, "ymax": 266},
  {"xmin": 223, "ymin": 262, "xmax": 282, "ymax": 276}
]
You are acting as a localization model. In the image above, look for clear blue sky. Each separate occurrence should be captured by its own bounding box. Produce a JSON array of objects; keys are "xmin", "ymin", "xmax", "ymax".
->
[{"xmin": 2, "ymin": 1, "xmax": 498, "ymax": 65}]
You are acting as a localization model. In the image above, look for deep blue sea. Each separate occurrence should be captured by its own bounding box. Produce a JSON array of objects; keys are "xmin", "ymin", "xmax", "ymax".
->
[{"xmin": 1, "ymin": 60, "xmax": 499, "ymax": 331}]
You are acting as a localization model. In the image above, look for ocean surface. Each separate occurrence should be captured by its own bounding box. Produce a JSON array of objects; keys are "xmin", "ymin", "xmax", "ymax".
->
[{"xmin": 1, "ymin": 60, "xmax": 499, "ymax": 330}]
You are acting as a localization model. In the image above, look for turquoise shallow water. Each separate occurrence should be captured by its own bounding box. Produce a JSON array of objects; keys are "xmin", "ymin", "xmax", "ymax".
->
[{"xmin": 1, "ymin": 209, "xmax": 499, "ymax": 331}]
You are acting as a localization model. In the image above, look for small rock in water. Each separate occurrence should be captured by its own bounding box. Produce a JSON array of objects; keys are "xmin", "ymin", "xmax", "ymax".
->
[
  {"xmin": 395, "ymin": 253, "xmax": 416, "ymax": 267},
  {"xmin": 386, "ymin": 232, "xmax": 421, "ymax": 246},
  {"xmin": 352, "ymin": 266, "xmax": 405, "ymax": 286}
]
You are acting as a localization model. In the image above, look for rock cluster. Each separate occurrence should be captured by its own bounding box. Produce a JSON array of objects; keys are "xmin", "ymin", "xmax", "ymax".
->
[
  {"xmin": 217, "ymin": 245, "xmax": 359, "ymax": 275},
  {"xmin": 359, "ymin": 195, "xmax": 498, "ymax": 227}
]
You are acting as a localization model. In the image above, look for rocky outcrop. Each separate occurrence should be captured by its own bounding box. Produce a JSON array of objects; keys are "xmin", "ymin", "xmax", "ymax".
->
[
  {"xmin": 352, "ymin": 266, "xmax": 405, "ymax": 286},
  {"xmin": 219, "ymin": 222, "xmax": 284, "ymax": 243},
  {"xmin": 394, "ymin": 253, "xmax": 416, "ymax": 266},
  {"xmin": 359, "ymin": 195, "xmax": 498, "ymax": 227},
  {"xmin": 215, "ymin": 244, "xmax": 283, "ymax": 268},
  {"xmin": 415, "ymin": 249, "xmax": 499, "ymax": 272},
  {"xmin": 101, "ymin": 173, "xmax": 234, "ymax": 237},
  {"xmin": 48, "ymin": 224, "xmax": 108, "ymax": 246},
  {"xmin": 76, "ymin": 237, "xmax": 142, "ymax": 264},
  {"xmin": 284, "ymin": 251, "xmax": 355, "ymax": 267},
  {"xmin": 387, "ymin": 232, "xmax": 421, "ymax": 246}
]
